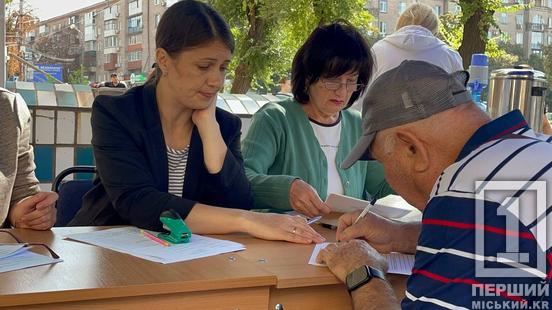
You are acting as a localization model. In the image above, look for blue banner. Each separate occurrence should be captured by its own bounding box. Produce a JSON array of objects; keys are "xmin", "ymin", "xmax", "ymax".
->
[{"xmin": 33, "ymin": 64, "xmax": 63, "ymax": 82}]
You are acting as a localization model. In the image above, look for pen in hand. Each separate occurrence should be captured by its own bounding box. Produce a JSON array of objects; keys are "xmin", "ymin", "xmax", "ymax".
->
[{"xmin": 353, "ymin": 198, "xmax": 377, "ymax": 225}]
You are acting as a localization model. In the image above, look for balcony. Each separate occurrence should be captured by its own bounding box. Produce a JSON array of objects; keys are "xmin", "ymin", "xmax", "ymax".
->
[
  {"xmin": 104, "ymin": 46, "xmax": 119, "ymax": 55},
  {"xmin": 104, "ymin": 10, "xmax": 119, "ymax": 21},
  {"xmin": 128, "ymin": 26, "xmax": 143, "ymax": 34},
  {"xmin": 129, "ymin": 4, "xmax": 142, "ymax": 16},
  {"xmin": 83, "ymin": 51, "xmax": 97, "ymax": 67},
  {"xmin": 127, "ymin": 60, "xmax": 142, "ymax": 70},
  {"xmin": 527, "ymin": 22, "xmax": 544, "ymax": 31},
  {"xmin": 104, "ymin": 29, "xmax": 119, "ymax": 37}
]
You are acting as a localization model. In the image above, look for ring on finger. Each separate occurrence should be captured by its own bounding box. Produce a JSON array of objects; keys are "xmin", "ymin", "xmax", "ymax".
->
[{"xmin": 292, "ymin": 227, "xmax": 297, "ymax": 234}]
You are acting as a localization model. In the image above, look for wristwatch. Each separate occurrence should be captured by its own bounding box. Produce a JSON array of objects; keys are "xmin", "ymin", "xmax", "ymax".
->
[{"xmin": 346, "ymin": 265, "xmax": 386, "ymax": 292}]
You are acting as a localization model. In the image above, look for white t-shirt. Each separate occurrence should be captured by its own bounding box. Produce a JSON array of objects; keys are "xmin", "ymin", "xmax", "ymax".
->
[{"xmin": 309, "ymin": 117, "xmax": 344, "ymax": 195}]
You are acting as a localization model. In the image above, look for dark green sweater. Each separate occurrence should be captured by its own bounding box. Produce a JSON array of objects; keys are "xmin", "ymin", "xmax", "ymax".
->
[{"xmin": 242, "ymin": 99, "xmax": 393, "ymax": 210}]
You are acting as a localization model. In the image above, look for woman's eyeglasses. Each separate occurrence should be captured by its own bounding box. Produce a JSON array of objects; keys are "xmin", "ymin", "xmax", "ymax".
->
[
  {"xmin": 0, "ymin": 230, "xmax": 60, "ymax": 259},
  {"xmin": 321, "ymin": 79, "xmax": 365, "ymax": 92}
]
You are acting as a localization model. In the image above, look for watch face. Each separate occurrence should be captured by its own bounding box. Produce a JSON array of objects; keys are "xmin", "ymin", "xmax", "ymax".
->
[{"xmin": 346, "ymin": 266, "xmax": 369, "ymax": 289}]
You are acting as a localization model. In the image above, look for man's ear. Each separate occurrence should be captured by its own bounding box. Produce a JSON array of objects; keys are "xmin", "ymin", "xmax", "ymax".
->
[{"xmin": 395, "ymin": 130, "xmax": 430, "ymax": 173}]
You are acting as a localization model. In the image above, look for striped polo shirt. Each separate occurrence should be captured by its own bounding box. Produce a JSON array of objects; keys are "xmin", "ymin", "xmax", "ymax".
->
[{"xmin": 402, "ymin": 110, "xmax": 552, "ymax": 309}]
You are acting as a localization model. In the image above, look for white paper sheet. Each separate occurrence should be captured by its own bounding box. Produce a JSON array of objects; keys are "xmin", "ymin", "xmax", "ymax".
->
[
  {"xmin": 308, "ymin": 242, "xmax": 414, "ymax": 275},
  {"xmin": 66, "ymin": 227, "xmax": 246, "ymax": 264},
  {"xmin": 0, "ymin": 244, "xmax": 28, "ymax": 259},
  {"xmin": 0, "ymin": 250, "xmax": 63, "ymax": 273},
  {"xmin": 325, "ymin": 194, "xmax": 421, "ymax": 221}
]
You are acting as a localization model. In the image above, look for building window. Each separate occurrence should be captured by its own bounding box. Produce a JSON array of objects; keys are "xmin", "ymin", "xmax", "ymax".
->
[
  {"xmin": 379, "ymin": 21, "xmax": 387, "ymax": 36},
  {"xmin": 85, "ymin": 41, "xmax": 96, "ymax": 51},
  {"xmin": 128, "ymin": 50, "xmax": 142, "ymax": 62},
  {"xmin": 531, "ymin": 31, "xmax": 543, "ymax": 49},
  {"xmin": 516, "ymin": 14, "xmax": 523, "ymax": 26},
  {"xmin": 433, "ymin": 6, "xmax": 441, "ymax": 16},
  {"xmin": 104, "ymin": 5, "xmax": 118, "ymax": 16},
  {"xmin": 398, "ymin": 2, "xmax": 407, "ymax": 14},
  {"xmin": 155, "ymin": 14, "xmax": 161, "ymax": 27},
  {"xmin": 85, "ymin": 12, "xmax": 96, "ymax": 25},
  {"xmin": 548, "ymin": 35, "xmax": 552, "ymax": 45},
  {"xmin": 128, "ymin": 15, "xmax": 143, "ymax": 33},
  {"xmin": 379, "ymin": 0, "xmax": 387, "ymax": 13},
  {"xmin": 549, "ymin": 17, "xmax": 552, "ymax": 28},
  {"xmin": 128, "ymin": 34, "xmax": 142, "ymax": 45},
  {"xmin": 128, "ymin": 0, "xmax": 140, "ymax": 12},
  {"xmin": 104, "ymin": 54, "xmax": 110, "ymax": 64},
  {"xmin": 154, "ymin": 0, "xmax": 160, "ymax": 4},
  {"xmin": 500, "ymin": 13, "xmax": 508, "ymax": 24},
  {"xmin": 532, "ymin": 14, "xmax": 543, "ymax": 24},
  {"xmin": 105, "ymin": 36, "xmax": 119, "ymax": 48},
  {"xmin": 516, "ymin": 32, "xmax": 523, "ymax": 44},
  {"xmin": 104, "ymin": 20, "xmax": 118, "ymax": 31}
]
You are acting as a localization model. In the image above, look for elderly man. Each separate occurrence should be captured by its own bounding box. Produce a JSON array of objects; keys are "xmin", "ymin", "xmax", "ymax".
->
[
  {"xmin": 318, "ymin": 60, "xmax": 552, "ymax": 309},
  {"xmin": 1, "ymin": 88, "xmax": 57, "ymax": 229}
]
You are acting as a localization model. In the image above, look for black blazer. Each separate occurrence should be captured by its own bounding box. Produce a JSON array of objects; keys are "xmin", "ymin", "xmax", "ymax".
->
[{"xmin": 69, "ymin": 83, "xmax": 253, "ymax": 231}]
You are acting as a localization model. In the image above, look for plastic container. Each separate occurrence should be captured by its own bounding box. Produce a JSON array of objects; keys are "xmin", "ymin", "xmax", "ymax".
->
[{"xmin": 468, "ymin": 54, "xmax": 489, "ymax": 111}]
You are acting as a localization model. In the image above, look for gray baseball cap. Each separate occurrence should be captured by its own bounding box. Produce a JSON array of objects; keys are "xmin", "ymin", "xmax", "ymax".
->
[{"xmin": 341, "ymin": 60, "xmax": 472, "ymax": 169}]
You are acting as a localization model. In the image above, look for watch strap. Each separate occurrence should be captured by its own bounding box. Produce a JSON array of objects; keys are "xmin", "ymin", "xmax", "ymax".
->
[{"xmin": 347, "ymin": 265, "xmax": 386, "ymax": 292}]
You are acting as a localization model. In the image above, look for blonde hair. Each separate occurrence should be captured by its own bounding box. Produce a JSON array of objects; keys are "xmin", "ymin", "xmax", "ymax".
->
[{"xmin": 396, "ymin": 3, "xmax": 439, "ymax": 35}]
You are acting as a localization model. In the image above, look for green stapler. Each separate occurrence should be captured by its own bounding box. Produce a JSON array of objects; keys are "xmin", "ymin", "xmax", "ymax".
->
[{"xmin": 157, "ymin": 209, "xmax": 192, "ymax": 244}]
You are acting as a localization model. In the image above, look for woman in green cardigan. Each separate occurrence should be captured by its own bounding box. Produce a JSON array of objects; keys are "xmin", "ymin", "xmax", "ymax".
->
[{"xmin": 242, "ymin": 22, "xmax": 393, "ymax": 217}]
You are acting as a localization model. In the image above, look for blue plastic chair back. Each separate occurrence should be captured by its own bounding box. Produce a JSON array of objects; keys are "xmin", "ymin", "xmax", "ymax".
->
[{"xmin": 52, "ymin": 166, "xmax": 96, "ymax": 226}]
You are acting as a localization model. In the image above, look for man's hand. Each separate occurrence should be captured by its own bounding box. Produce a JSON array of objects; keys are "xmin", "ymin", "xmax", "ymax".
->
[
  {"xmin": 317, "ymin": 239, "xmax": 388, "ymax": 283},
  {"xmin": 336, "ymin": 210, "xmax": 421, "ymax": 254},
  {"xmin": 9, "ymin": 192, "xmax": 57, "ymax": 230},
  {"xmin": 336, "ymin": 210, "xmax": 398, "ymax": 253},
  {"xmin": 542, "ymin": 114, "xmax": 552, "ymax": 136},
  {"xmin": 289, "ymin": 179, "xmax": 331, "ymax": 217}
]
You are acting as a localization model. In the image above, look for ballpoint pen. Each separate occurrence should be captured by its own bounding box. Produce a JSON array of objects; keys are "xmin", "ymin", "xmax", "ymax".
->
[
  {"xmin": 353, "ymin": 197, "xmax": 377, "ymax": 224},
  {"xmin": 307, "ymin": 215, "xmax": 322, "ymax": 225}
]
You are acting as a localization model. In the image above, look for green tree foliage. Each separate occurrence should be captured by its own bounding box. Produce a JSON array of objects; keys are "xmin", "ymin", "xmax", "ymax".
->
[
  {"xmin": 208, "ymin": 0, "xmax": 371, "ymax": 93},
  {"xmin": 440, "ymin": 1, "xmax": 524, "ymax": 68},
  {"xmin": 68, "ymin": 65, "xmax": 89, "ymax": 85}
]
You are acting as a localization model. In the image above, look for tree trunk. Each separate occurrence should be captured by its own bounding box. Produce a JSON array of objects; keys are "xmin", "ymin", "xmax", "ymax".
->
[
  {"xmin": 231, "ymin": 63, "xmax": 253, "ymax": 93},
  {"xmin": 458, "ymin": 6, "xmax": 493, "ymax": 68},
  {"xmin": 230, "ymin": 2, "xmax": 265, "ymax": 94}
]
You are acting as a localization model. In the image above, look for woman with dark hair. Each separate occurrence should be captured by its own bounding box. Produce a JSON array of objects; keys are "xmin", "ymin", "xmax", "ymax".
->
[
  {"xmin": 70, "ymin": 0, "xmax": 324, "ymax": 244},
  {"xmin": 242, "ymin": 22, "xmax": 393, "ymax": 217}
]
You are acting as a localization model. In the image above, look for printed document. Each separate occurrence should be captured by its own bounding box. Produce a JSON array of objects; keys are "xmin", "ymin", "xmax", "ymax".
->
[
  {"xmin": 308, "ymin": 242, "xmax": 415, "ymax": 275},
  {"xmin": 66, "ymin": 227, "xmax": 246, "ymax": 264}
]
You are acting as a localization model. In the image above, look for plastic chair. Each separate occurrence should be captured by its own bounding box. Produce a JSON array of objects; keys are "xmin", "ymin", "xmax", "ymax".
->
[{"xmin": 52, "ymin": 166, "xmax": 97, "ymax": 226}]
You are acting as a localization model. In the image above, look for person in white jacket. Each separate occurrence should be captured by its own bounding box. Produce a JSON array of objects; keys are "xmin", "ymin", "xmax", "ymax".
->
[{"xmin": 369, "ymin": 3, "xmax": 463, "ymax": 86}]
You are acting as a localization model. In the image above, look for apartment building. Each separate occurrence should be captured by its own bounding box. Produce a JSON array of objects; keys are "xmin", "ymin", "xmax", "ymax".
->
[
  {"xmin": 497, "ymin": 0, "xmax": 552, "ymax": 57},
  {"xmin": 369, "ymin": 0, "xmax": 552, "ymax": 59},
  {"xmin": 31, "ymin": 0, "xmax": 174, "ymax": 83},
  {"xmin": 30, "ymin": 0, "xmax": 552, "ymax": 82},
  {"xmin": 367, "ymin": 0, "xmax": 459, "ymax": 37}
]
